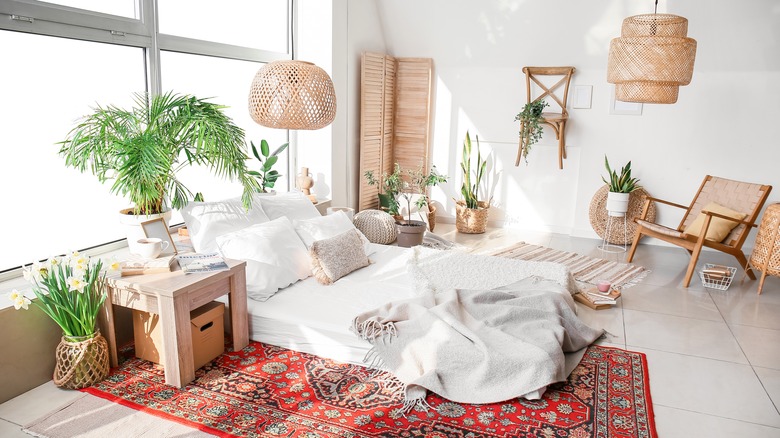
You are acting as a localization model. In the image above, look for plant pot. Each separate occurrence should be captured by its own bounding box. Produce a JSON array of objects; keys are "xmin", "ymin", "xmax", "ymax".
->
[
  {"xmin": 606, "ymin": 192, "xmax": 630, "ymax": 217},
  {"xmin": 455, "ymin": 201, "xmax": 490, "ymax": 234},
  {"xmin": 119, "ymin": 209, "xmax": 173, "ymax": 256},
  {"xmin": 53, "ymin": 330, "xmax": 109, "ymax": 389},
  {"xmin": 427, "ymin": 204, "xmax": 437, "ymax": 232},
  {"xmin": 396, "ymin": 220, "xmax": 426, "ymax": 248}
]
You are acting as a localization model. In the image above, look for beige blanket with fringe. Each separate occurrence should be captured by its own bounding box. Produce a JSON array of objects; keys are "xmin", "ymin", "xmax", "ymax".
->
[{"xmin": 351, "ymin": 250, "xmax": 603, "ymax": 409}]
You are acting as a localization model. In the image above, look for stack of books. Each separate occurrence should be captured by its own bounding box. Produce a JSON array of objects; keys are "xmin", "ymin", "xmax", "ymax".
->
[
  {"xmin": 574, "ymin": 286, "xmax": 622, "ymax": 310},
  {"xmin": 701, "ymin": 265, "xmax": 731, "ymax": 283},
  {"xmin": 120, "ymin": 254, "xmax": 178, "ymax": 276}
]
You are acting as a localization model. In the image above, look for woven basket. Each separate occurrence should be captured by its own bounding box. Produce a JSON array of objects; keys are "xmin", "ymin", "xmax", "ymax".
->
[
  {"xmin": 455, "ymin": 201, "xmax": 489, "ymax": 234},
  {"xmin": 53, "ymin": 330, "xmax": 109, "ymax": 389},
  {"xmin": 589, "ymin": 186, "xmax": 656, "ymax": 245},
  {"xmin": 428, "ymin": 205, "xmax": 437, "ymax": 232},
  {"xmin": 749, "ymin": 203, "xmax": 780, "ymax": 292}
]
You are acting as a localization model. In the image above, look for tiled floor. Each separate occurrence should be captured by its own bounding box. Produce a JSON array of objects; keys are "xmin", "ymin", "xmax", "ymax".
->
[{"xmin": 1, "ymin": 224, "xmax": 779, "ymax": 436}]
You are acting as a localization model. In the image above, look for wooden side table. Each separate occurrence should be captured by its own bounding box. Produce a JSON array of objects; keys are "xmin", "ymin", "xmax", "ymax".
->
[
  {"xmin": 749, "ymin": 203, "xmax": 780, "ymax": 294},
  {"xmin": 98, "ymin": 259, "xmax": 248, "ymax": 387}
]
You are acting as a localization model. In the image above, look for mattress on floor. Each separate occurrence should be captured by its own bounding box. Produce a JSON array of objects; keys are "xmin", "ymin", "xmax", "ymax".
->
[{"xmin": 244, "ymin": 243, "xmax": 416, "ymax": 365}]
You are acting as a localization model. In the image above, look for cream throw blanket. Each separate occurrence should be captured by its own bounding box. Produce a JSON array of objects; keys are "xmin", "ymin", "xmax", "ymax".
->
[{"xmin": 351, "ymin": 248, "xmax": 603, "ymax": 409}]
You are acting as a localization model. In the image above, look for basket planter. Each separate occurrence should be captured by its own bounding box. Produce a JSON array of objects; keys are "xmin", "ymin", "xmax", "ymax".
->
[
  {"xmin": 455, "ymin": 201, "xmax": 490, "ymax": 234},
  {"xmin": 396, "ymin": 220, "xmax": 426, "ymax": 247},
  {"xmin": 606, "ymin": 192, "xmax": 630, "ymax": 217},
  {"xmin": 427, "ymin": 204, "xmax": 437, "ymax": 232},
  {"xmin": 53, "ymin": 330, "xmax": 109, "ymax": 389}
]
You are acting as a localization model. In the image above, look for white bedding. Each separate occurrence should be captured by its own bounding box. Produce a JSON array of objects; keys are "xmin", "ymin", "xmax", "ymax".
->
[{"xmin": 243, "ymin": 243, "xmax": 416, "ymax": 364}]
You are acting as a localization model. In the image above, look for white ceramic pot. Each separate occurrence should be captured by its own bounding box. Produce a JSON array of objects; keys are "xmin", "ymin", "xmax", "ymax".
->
[
  {"xmin": 606, "ymin": 192, "xmax": 630, "ymax": 217},
  {"xmin": 119, "ymin": 208, "xmax": 173, "ymax": 255}
]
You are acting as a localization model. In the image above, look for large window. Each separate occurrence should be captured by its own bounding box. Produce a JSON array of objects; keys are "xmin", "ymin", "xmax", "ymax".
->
[{"xmin": 0, "ymin": 0, "xmax": 291, "ymax": 274}]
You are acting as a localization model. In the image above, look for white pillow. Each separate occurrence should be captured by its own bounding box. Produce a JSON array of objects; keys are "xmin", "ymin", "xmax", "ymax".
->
[
  {"xmin": 215, "ymin": 217, "xmax": 310, "ymax": 301},
  {"xmin": 294, "ymin": 211, "xmax": 375, "ymax": 255},
  {"xmin": 180, "ymin": 197, "xmax": 270, "ymax": 253},
  {"xmin": 254, "ymin": 191, "xmax": 320, "ymax": 221}
]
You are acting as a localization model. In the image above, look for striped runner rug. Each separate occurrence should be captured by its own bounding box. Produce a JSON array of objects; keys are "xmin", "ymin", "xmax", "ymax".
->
[{"xmin": 492, "ymin": 242, "xmax": 648, "ymax": 289}]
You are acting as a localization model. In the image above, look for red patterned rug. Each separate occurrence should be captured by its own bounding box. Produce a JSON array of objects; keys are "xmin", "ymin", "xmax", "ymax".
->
[{"xmin": 83, "ymin": 342, "xmax": 656, "ymax": 437}]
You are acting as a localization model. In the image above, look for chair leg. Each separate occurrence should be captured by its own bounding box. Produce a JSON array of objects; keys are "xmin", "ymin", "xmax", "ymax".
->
[
  {"xmin": 627, "ymin": 230, "xmax": 642, "ymax": 262},
  {"xmin": 683, "ymin": 240, "xmax": 705, "ymax": 287},
  {"xmin": 734, "ymin": 251, "xmax": 757, "ymax": 280},
  {"xmin": 758, "ymin": 271, "xmax": 767, "ymax": 295}
]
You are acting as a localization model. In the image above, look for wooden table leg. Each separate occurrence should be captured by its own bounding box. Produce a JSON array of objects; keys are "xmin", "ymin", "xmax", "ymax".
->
[
  {"xmin": 229, "ymin": 268, "xmax": 249, "ymax": 352},
  {"xmin": 158, "ymin": 294, "xmax": 194, "ymax": 387},
  {"xmin": 97, "ymin": 289, "xmax": 119, "ymax": 368}
]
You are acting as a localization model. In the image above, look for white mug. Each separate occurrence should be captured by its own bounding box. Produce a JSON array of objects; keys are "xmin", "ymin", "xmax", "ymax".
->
[{"xmin": 136, "ymin": 238, "xmax": 169, "ymax": 259}]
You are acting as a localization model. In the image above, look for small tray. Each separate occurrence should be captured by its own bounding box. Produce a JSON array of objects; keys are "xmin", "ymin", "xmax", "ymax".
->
[{"xmin": 699, "ymin": 264, "xmax": 737, "ymax": 290}]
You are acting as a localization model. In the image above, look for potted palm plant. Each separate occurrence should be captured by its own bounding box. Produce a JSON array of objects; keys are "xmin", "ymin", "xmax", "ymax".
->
[
  {"xmin": 602, "ymin": 155, "xmax": 641, "ymax": 217},
  {"xmin": 456, "ymin": 131, "xmax": 490, "ymax": 234},
  {"xmin": 59, "ymin": 92, "xmax": 259, "ymax": 254}
]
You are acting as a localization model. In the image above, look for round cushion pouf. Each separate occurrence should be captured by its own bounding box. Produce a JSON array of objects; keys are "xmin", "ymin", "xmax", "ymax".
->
[
  {"xmin": 589, "ymin": 186, "xmax": 656, "ymax": 245},
  {"xmin": 353, "ymin": 209, "xmax": 398, "ymax": 245}
]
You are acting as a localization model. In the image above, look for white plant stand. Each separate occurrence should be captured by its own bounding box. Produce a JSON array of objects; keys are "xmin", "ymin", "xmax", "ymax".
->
[{"xmin": 598, "ymin": 214, "xmax": 628, "ymax": 253}]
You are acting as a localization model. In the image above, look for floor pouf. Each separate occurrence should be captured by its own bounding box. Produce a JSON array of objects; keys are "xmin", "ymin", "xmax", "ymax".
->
[{"xmin": 353, "ymin": 209, "xmax": 397, "ymax": 245}]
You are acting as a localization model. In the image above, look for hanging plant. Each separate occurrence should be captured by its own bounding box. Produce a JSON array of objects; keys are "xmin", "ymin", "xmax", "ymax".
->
[{"xmin": 514, "ymin": 100, "xmax": 549, "ymax": 164}]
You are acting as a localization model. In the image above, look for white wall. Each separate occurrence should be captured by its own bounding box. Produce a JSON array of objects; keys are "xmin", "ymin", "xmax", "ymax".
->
[{"xmin": 370, "ymin": 0, "xmax": 780, "ymax": 240}]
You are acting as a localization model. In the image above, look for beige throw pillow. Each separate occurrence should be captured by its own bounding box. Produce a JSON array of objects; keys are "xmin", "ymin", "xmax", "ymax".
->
[
  {"xmin": 311, "ymin": 229, "xmax": 370, "ymax": 285},
  {"xmin": 683, "ymin": 202, "xmax": 746, "ymax": 242}
]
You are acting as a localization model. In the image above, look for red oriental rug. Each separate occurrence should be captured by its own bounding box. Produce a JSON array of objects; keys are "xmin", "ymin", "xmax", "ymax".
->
[{"xmin": 83, "ymin": 342, "xmax": 656, "ymax": 437}]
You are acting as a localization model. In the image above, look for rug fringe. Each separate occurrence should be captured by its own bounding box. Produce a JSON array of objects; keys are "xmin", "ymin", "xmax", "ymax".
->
[{"xmin": 614, "ymin": 269, "xmax": 651, "ymax": 290}]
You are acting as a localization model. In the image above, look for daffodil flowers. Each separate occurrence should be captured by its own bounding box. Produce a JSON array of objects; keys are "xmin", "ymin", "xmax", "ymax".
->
[{"xmin": 8, "ymin": 252, "xmax": 117, "ymax": 339}]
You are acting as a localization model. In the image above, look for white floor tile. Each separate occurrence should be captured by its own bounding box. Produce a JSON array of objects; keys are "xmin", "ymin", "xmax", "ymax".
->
[
  {"xmin": 730, "ymin": 325, "xmax": 780, "ymax": 369},
  {"xmin": 621, "ymin": 282, "xmax": 723, "ymax": 321},
  {"xmin": 754, "ymin": 366, "xmax": 780, "ymax": 411},
  {"xmin": 0, "ymin": 381, "xmax": 85, "ymax": 426},
  {"xmin": 631, "ymin": 347, "xmax": 780, "ymax": 427},
  {"xmin": 574, "ymin": 303, "xmax": 625, "ymax": 344},
  {"xmin": 654, "ymin": 405, "xmax": 780, "ymax": 438},
  {"xmin": 623, "ymin": 309, "xmax": 747, "ymax": 363},
  {"xmin": 710, "ymin": 285, "xmax": 780, "ymax": 330},
  {"xmin": 0, "ymin": 419, "xmax": 27, "ymax": 438}
]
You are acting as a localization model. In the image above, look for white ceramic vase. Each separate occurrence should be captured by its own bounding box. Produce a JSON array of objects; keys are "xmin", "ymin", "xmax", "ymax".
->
[{"xmin": 606, "ymin": 192, "xmax": 630, "ymax": 217}]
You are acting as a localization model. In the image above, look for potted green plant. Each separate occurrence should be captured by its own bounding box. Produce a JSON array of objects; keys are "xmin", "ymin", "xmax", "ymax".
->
[
  {"xmin": 407, "ymin": 165, "xmax": 448, "ymax": 231},
  {"xmin": 8, "ymin": 253, "xmax": 119, "ymax": 389},
  {"xmin": 248, "ymin": 139, "xmax": 289, "ymax": 194},
  {"xmin": 514, "ymin": 100, "xmax": 549, "ymax": 164},
  {"xmin": 58, "ymin": 91, "xmax": 259, "ymax": 254},
  {"xmin": 602, "ymin": 155, "xmax": 641, "ymax": 217},
  {"xmin": 456, "ymin": 131, "xmax": 491, "ymax": 234},
  {"xmin": 364, "ymin": 164, "xmax": 403, "ymax": 216}
]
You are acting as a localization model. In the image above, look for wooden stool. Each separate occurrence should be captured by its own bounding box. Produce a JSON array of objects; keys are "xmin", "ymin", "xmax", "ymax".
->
[{"xmin": 749, "ymin": 203, "xmax": 780, "ymax": 294}]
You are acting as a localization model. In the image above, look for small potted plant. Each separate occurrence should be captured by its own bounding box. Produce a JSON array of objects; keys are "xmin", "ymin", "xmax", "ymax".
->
[
  {"xmin": 8, "ymin": 253, "xmax": 120, "ymax": 389},
  {"xmin": 602, "ymin": 155, "xmax": 641, "ymax": 217},
  {"xmin": 456, "ymin": 131, "xmax": 491, "ymax": 234},
  {"xmin": 514, "ymin": 100, "xmax": 548, "ymax": 164},
  {"xmin": 364, "ymin": 164, "xmax": 403, "ymax": 216},
  {"xmin": 407, "ymin": 165, "xmax": 448, "ymax": 231},
  {"xmin": 248, "ymin": 139, "xmax": 289, "ymax": 194}
]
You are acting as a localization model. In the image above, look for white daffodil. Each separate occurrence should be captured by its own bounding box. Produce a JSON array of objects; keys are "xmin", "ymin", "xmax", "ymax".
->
[
  {"xmin": 22, "ymin": 266, "xmax": 34, "ymax": 282},
  {"xmin": 48, "ymin": 257, "xmax": 61, "ymax": 267},
  {"xmin": 13, "ymin": 295, "xmax": 31, "ymax": 310},
  {"xmin": 107, "ymin": 257, "xmax": 122, "ymax": 271},
  {"xmin": 70, "ymin": 254, "xmax": 89, "ymax": 269},
  {"xmin": 67, "ymin": 276, "xmax": 86, "ymax": 293},
  {"xmin": 8, "ymin": 289, "xmax": 21, "ymax": 301}
]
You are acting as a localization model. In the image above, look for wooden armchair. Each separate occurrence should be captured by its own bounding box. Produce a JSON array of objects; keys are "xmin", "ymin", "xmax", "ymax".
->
[{"xmin": 627, "ymin": 176, "xmax": 772, "ymax": 287}]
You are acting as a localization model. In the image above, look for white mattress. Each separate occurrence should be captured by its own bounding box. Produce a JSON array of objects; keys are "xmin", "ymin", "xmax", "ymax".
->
[{"xmin": 244, "ymin": 243, "xmax": 417, "ymax": 364}]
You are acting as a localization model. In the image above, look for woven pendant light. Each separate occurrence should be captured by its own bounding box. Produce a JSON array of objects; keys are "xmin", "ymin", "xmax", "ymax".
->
[
  {"xmin": 607, "ymin": 12, "xmax": 697, "ymax": 104},
  {"xmin": 248, "ymin": 60, "xmax": 337, "ymax": 130}
]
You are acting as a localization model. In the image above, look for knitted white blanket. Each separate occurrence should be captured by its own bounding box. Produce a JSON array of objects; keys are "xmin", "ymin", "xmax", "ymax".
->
[{"xmin": 352, "ymin": 247, "xmax": 603, "ymax": 409}]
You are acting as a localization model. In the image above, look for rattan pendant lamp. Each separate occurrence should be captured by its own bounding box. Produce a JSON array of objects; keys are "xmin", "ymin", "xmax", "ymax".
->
[
  {"xmin": 607, "ymin": 0, "xmax": 697, "ymax": 104},
  {"xmin": 248, "ymin": 1, "xmax": 336, "ymax": 129}
]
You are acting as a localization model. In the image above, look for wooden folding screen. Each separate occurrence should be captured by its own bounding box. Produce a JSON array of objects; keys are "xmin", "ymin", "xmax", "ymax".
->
[{"xmin": 358, "ymin": 53, "xmax": 432, "ymax": 211}]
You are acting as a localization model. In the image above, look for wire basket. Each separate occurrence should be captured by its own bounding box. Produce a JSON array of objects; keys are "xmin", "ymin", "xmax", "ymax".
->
[{"xmin": 699, "ymin": 264, "xmax": 737, "ymax": 290}]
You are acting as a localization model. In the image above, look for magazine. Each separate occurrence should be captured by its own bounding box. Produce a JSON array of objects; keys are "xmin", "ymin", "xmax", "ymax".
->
[{"xmin": 176, "ymin": 252, "xmax": 229, "ymax": 274}]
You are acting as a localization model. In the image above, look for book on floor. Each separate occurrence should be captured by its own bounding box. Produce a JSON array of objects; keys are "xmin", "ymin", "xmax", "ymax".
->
[
  {"xmin": 573, "ymin": 286, "xmax": 621, "ymax": 310},
  {"xmin": 121, "ymin": 254, "xmax": 178, "ymax": 276}
]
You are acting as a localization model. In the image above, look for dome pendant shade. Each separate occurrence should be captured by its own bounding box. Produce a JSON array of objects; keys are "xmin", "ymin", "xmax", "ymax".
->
[
  {"xmin": 607, "ymin": 14, "xmax": 697, "ymax": 104},
  {"xmin": 248, "ymin": 60, "xmax": 337, "ymax": 130}
]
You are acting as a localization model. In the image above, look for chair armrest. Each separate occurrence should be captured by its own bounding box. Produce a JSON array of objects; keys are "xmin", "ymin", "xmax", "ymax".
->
[
  {"xmin": 701, "ymin": 210, "xmax": 757, "ymax": 227},
  {"xmin": 645, "ymin": 196, "xmax": 688, "ymax": 210}
]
